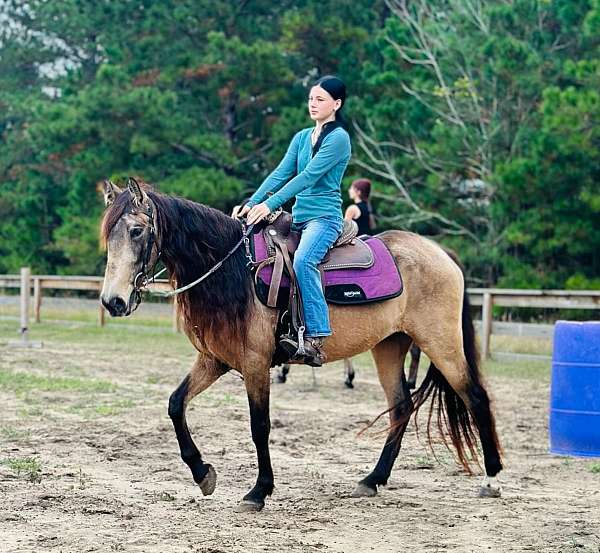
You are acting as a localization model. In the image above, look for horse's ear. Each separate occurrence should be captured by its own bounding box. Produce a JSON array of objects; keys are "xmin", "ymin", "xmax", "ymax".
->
[
  {"xmin": 127, "ymin": 176, "xmax": 147, "ymax": 207},
  {"xmin": 103, "ymin": 180, "xmax": 122, "ymax": 207}
]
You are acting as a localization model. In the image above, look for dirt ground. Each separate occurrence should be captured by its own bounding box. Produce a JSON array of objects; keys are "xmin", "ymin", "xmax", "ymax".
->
[{"xmin": 1, "ymin": 319, "xmax": 599, "ymax": 553}]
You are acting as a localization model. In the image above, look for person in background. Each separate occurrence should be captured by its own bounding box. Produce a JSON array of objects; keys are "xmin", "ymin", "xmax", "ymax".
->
[
  {"xmin": 339, "ymin": 178, "xmax": 377, "ymax": 386},
  {"xmin": 344, "ymin": 178, "xmax": 376, "ymax": 235}
]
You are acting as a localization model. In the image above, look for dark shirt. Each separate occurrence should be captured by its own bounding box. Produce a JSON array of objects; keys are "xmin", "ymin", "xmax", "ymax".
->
[{"xmin": 355, "ymin": 201, "xmax": 371, "ymax": 235}]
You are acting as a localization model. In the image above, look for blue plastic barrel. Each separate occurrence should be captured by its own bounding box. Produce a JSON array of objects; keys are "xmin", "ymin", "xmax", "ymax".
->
[{"xmin": 549, "ymin": 321, "xmax": 600, "ymax": 457}]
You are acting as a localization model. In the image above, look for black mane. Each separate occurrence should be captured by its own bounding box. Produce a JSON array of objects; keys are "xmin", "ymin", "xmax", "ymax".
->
[{"xmin": 102, "ymin": 188, "xmax": 254, "ymax": 346}]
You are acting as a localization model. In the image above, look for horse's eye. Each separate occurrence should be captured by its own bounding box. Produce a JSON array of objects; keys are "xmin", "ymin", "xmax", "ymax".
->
[{"xmin": 130, "ymin": 227, "xmax": 144, "ymax": 239}]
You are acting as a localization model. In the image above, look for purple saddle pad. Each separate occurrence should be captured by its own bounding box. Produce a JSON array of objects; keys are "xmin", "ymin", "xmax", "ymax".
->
[{"xmin": 252, "ymin": 233, "xmax": 403, "ymax": 306}]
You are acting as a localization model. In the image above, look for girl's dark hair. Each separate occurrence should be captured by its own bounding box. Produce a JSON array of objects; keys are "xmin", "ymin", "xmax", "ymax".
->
[
  {"xmin": 311, "ymin": 75, "xmax": 348, "ymax": 156},
  {"xmin": 313, "ymin": 75, "xmax": 347, "ymax": 124}
]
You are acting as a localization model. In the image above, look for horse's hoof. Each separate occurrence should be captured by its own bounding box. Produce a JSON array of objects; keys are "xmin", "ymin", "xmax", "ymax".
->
[
  {"xmin": 198, "ymin": 465, "xmax": 217, "ymax": 496},
  {"xmin": 478, "ymin": 485, "xmax": 501, "ymax": 498},
  {"xmin": 478, "ymin": 475, "xmax": 501, "ymax": 498},
  {"xmin": 344, "ymin": 380, "xmax": 354, "ymax": 389},
  {"xmin": 351, "ymin": 483, "xmax": 377, "ymax": 498},
  {"xmin": 235, "ymin": 499, "xmax": 264, "ymax": 513}
]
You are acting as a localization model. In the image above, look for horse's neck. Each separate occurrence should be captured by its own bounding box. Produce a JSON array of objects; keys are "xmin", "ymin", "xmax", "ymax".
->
[{"xmin": 159, "ymin": 199, "xmax": 242, "ymax": 279}]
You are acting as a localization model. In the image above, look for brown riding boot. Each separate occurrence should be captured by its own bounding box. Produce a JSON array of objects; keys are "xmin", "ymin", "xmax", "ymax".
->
[
  {"xmin": 303, "ymin": 337, "xmax": 326, "ymax": 367},
  {"xmin": 279, "ymin": 336, "xmax": 326, "ymax": 367}
]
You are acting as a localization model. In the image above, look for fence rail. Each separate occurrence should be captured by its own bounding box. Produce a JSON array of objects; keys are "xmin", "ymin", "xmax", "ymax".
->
[
  {"xmin": 1, "ymin": 271, "xmax": 599, "ymax": 356},
  {"xmin": 0, "ymin": 272, "xmax": 178, "ymax": 332}
]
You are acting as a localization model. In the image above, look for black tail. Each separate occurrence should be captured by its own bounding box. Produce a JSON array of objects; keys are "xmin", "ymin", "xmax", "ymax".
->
[{"xmin": 411, "ymin": 290, "xmax": 502, "ymax": 474}]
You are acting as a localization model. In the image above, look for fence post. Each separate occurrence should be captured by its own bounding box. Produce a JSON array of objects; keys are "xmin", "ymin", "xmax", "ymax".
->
[
  {"xmin": 20, "ymin": 267, "xmax": 31, "ymax": 338},
  {"xmin": 172, "ymin": 297, "xmax": 180, "ymax": 333},
  {"xmin": 8, "ymin": 267, "xmax": 42, "ymax": 347},
  {"xmin": 481, "ymin": 292, "xmax": 493, "ymax": 359},
  {"xmin": 33, "ymin": 277, "xmax": 42, "ymax": 323},
  {"xmin": 98, "ymin": 282, "xmax": 105, "ymax": 326}
]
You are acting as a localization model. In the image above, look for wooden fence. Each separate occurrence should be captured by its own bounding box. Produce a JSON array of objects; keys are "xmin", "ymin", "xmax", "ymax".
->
[
  {"xmin": 1, "ymin": 271, "xmax": 599, "ymax": 357},
  {"xmin": 468, "ymin": 288, "xmax": 600, "ymax": 357},
  {"xmin": 0, "ymin": 271, "xmax": 179, "ymax": 333}
]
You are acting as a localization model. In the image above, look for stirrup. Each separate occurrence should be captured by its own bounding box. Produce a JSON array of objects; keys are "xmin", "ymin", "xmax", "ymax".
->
[
  {"xmin": 279, "ymin": 325, "xmax": 305, "ymax": 358},
  {"xmin": 279, "ymin": 335, "xmax": 302, "ymax": 359},
  {"xmin": 278, "ymin": 335, "xmax": 325, "ymax": 367}
]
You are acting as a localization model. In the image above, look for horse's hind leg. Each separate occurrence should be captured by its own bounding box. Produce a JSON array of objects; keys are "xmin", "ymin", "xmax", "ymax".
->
[
  {"xmin": 353, "ymin": 332, "xmax": 413, "ymax": 497},
  {"xmin": 168, "ymin": 353, "xmax": 228, "ymax": 495},
  {"xmin": 467, "ymin": 377, "xmax": 503, "ymax": 497},
  {"xmin": 276, "ymin": 363, "xmax": 290, "ymax": 383},
  {"xmin": 344, "ymin": 358, "xmax": 355, "ymax": 388},
  {"xmin": 413, "ymin": 321, "xmax": 503, "ymax": 497},
  {"xmin": 407, "ymin": 343, "xmax": 420, "ymax": 389}
]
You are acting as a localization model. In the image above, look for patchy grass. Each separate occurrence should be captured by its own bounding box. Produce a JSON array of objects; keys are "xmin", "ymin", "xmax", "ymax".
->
[
  {"xmin": 0, "ymin": 303, "xmax": 553, "ymax": 439},
  {"xmin": 0, "ymin": 369, "xmax": 116, "ymax": 396},
  {"xmin": 2, "ymin": 456, "xmax": 42, "ymax": 482},
  {"xmin": 0, "ymin": 296, "xmax": 173, "ymax": 328},
  {"xmin": 484, "ymin": 357, "xmax": 550, "ymax": 381},
  {"xmin": 17, "ymin": 405, "xmax": 45, "ymax": 418},
  {"xmin": 156, "ymin": 491, "xmax": 176, "ymax": 502},
  {"xmin": 193, "ymin": 390, "xmax": 242, "ymax": 408},
  {"xmin": 0, "ymin": 425, "xmax": 31, "ymax": 442},
  {"xmin": 413, "ymin": 455, "xmax": 435, "ymax": 470},
  {"xmin": 0, "ymin": 318, "xmax": 193, "ymax": 358},
  {"xmin": 0, "ymin": 316, "xmax": 188, "ymax": 426},
  {"xmin": 589, "ymin": 462, "xmax": 600, "ymax": 474},
  {"xmin": 491, "ymin": 335, "xmax": 552, "ymax": 356},
  {"xmin": 66, "ymin": 398, "xmax": 136, "ymax": 418}
]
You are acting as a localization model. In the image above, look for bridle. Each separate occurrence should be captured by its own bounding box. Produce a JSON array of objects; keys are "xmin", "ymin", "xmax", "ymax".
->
[
  {"xmin": 129, "ymin": 200, "xmax": 255, "ymax": 304},
  {"xmin": 130, "ymin": 198, "xmax": 162, "ymax": 312}
]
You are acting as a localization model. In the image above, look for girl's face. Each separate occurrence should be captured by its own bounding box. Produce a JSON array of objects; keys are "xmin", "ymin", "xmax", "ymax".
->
[
  {"xmin": 348, "ymin": 185, "xmax": 358, "ymax": 200},
  {"xmin": 308, "ymin": 85, "xmax": 341, "ymax": 122}
]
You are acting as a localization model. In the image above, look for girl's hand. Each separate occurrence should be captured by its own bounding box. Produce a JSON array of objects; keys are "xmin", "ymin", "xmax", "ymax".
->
[
  {"xmin": 231, "ymin": 204, "xmax": 251, "ymax": 219},
  {"xmin": 246, "ymin": 203, "xmax": 271, "ymax": 225}
]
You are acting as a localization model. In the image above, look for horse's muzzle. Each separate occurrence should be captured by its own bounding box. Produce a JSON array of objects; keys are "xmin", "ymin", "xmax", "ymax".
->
[{"xmin": 101, "ymin": 295, "xmax": 128, "ymax": 317}]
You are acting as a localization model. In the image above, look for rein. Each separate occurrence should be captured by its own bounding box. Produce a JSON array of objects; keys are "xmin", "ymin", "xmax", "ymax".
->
[{"xmin": 138, "ymin": 209, "xmax": 255, "ymax": 298}]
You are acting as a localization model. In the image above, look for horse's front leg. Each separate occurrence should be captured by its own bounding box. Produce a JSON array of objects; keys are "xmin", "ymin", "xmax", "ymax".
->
[
  {"xmin": 237, "ymin": 367, "xmax": 273, "ymax": 512},
  {"xmin": 168, "ymin": 353, "xmax": 228, "ymax": 495}
]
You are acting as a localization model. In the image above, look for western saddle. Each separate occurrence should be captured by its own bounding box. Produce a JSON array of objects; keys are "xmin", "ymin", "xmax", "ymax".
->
[{"xmin": 252, "ymin": 209, "xmax": 374, "ymax": 358}]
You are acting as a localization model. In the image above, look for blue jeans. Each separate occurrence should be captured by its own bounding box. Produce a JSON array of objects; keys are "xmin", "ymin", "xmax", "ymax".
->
[{"xmin": 292, "ymin": 216, "xmax": 343, "ymax": 337}]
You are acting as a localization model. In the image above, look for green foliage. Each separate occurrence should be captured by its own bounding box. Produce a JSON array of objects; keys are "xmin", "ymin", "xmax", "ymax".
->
[
  {"xmin": 159, "ymin": 167, "xmax": 243, "ymax": 211},
  {"xmin": 0, "ymin": 0, "xmax": 598, "ymax": 288},
  {"xmin": 1, "ymin": 457, "xmax": 42, "ymax": 483},
  {"xmin": 352, "ymin": 0, "xmax": 599, "ymax": 287}
]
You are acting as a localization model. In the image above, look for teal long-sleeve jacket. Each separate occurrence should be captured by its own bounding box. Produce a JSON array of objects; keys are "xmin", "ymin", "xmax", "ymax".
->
[{"xmin": 247, "ymin": 126, "xmax": 351, "ymax": 223}]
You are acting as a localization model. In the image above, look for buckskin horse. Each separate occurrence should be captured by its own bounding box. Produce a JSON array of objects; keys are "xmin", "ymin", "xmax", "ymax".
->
[{"xmin": 100, "ymin": 178, "xmax": 503, "ymax": 512}]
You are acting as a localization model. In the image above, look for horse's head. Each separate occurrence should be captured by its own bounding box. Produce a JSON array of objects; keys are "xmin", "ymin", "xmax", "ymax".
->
[{"xmin": 100, "ymin": 178, "xmax": 161, "ymax": 316}]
